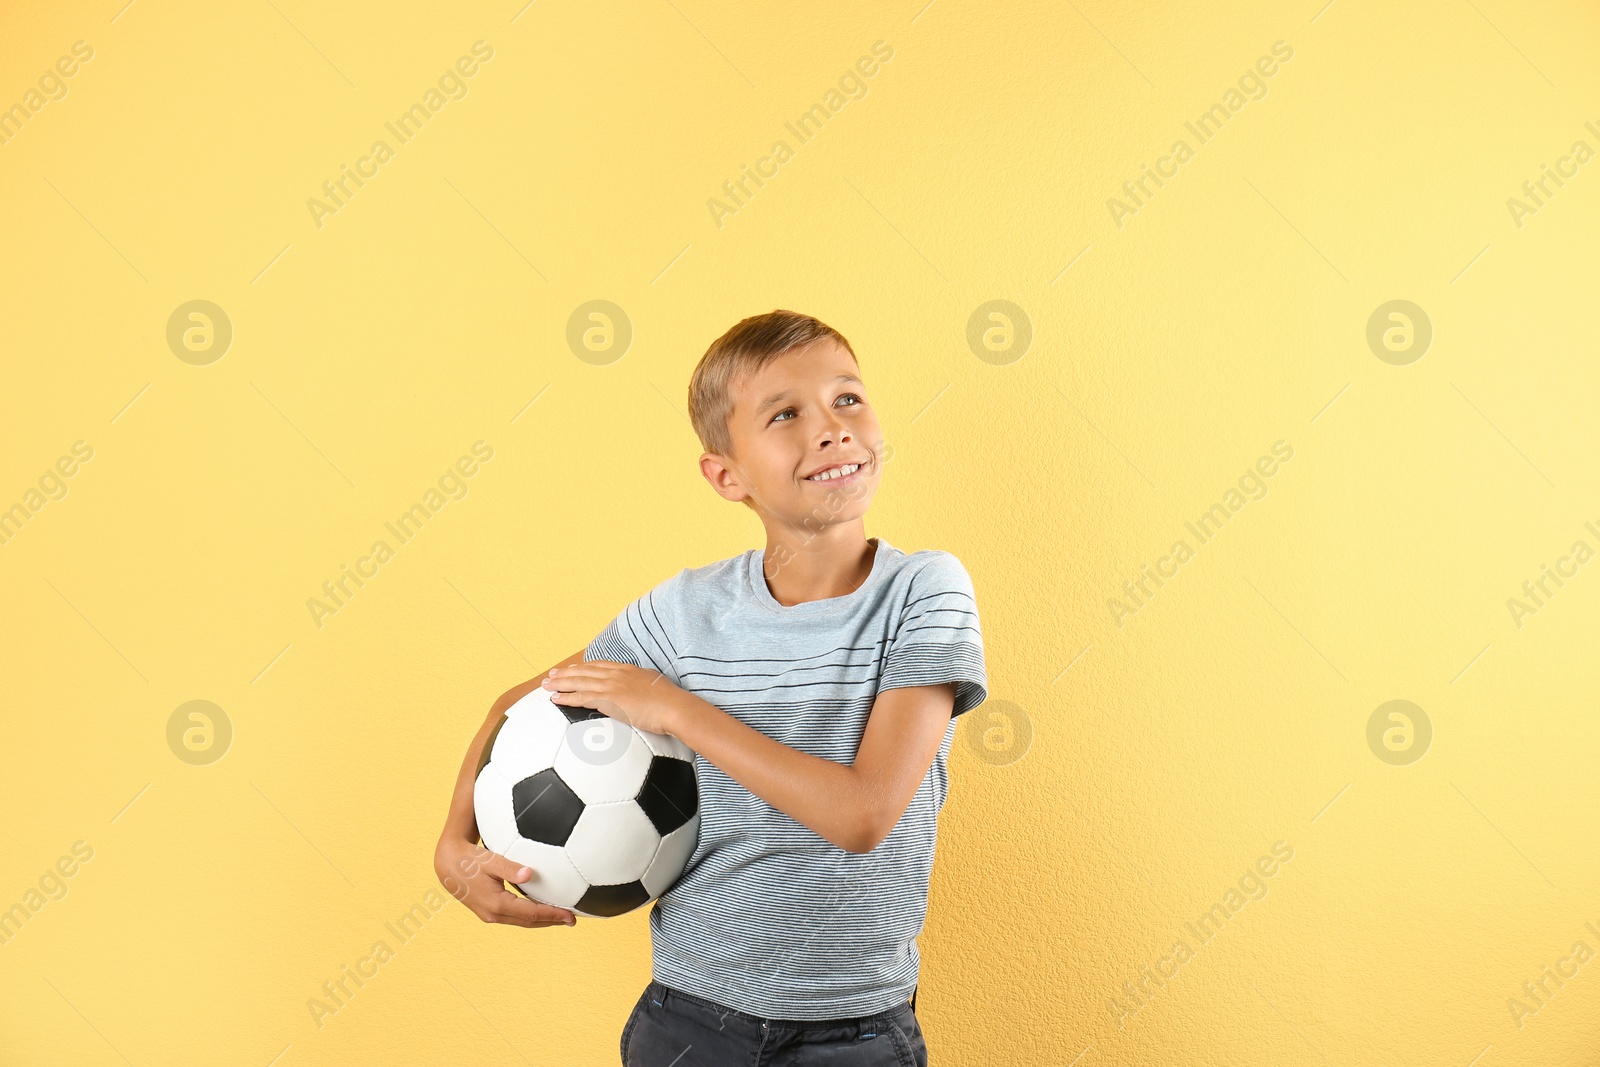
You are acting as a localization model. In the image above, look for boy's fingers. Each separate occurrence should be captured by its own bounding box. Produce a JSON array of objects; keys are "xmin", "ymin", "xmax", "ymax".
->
[
  {"xmin": 547, "ymin": 662, "xmax": 620, "ymax": 683},
  {"xmin": 479, "ymin": 910, "xmax": 552, "ymax": 929},
  {"xmin": 493, "ymin": 891, "xmax": 578, "ymax": 926},
  {"xmin": 480, "ymin": 852, "xmax": 535, "ymax": 884}
]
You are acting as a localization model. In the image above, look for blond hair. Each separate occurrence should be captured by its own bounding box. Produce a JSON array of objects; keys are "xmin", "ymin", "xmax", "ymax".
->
[{"xmin": 687, "ymin": 309, "xmax": 857, "ymax": 459}]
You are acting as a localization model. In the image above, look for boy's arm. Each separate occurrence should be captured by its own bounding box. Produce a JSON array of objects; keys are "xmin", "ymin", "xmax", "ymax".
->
[
  {"xmin": 663, "ymin": 681, "xmax": 959, "ymax": 854},
  {"xmin": 433, "ymin": 649, "xmax": 589, "ymax": 927}
]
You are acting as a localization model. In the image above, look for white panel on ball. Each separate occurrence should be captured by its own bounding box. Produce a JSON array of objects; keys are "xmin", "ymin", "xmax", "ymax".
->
[
  {"xmin": 552, "ymin": 720, "xmax": 653, "ymax": 805},
  {"xmin": 636, "ymin": 727, "xmax": 695, "ymax": 763},
  {"xmin": 473, "ymin": 764, "xmax": 521, "ymax": 854},
  {"xmin": 564, "ymin": 801, "xmax": 662, "ymax": 886},
  {"xmin": 505, "ymin": 686, "xmax": 563, "ymax": 719},
  {"xmin": 502, "ymin": 838, "xmax": 591, "ymax": 911},
  {"xmin": 641, "ymin": 813, "xmax": 700, "ymax": 898},
  {"xmin": 488, "ymin": 701, "xmax": 567, "ymax": 780}
]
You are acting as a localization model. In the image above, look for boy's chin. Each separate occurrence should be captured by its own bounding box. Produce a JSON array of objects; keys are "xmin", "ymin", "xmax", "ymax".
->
[{"xmin": 778, "ymin": 498, "xmax": 876, "ymax": 525}]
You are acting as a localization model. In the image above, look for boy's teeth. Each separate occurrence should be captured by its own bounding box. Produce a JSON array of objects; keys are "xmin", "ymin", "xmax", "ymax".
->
[{"xmin": 808, "ymin": 463, "xmax": 860, "ymax": 481}]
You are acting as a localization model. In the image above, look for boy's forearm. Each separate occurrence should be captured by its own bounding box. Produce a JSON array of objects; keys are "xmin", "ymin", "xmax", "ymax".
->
[
  {"xmin": 441, "ymin": 711, "xmax": 502, "ymax": 842},
  {"xmin": 664, "ymin": 690, "xmax": 870, "ymax": 852}
]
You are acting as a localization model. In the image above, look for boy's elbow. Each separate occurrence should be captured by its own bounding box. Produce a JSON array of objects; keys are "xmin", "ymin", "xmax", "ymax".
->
[{"xmin": 844, "ymin": 809, "xmax": 889, "ymax": 854}]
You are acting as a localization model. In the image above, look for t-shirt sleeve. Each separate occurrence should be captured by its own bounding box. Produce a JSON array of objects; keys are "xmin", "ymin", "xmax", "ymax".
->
[
  {"xmin": 583, "ymin": 573, "xmax": 682, "ymax": 684},
  {"xmin": 879, "ymin": 552, "xmax": 988, "ymax": 717}
]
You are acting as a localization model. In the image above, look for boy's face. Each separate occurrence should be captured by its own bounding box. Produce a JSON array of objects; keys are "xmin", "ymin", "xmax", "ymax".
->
[{"xmin": 701, "ymin": 338, "xmax": 884, "ymax": 532}]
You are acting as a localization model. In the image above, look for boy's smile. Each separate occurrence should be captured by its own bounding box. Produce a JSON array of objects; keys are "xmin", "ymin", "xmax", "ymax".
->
[
  {"xmin": 802, "ymin": 460, "xmax": 865, "ymax": 484},
  {"xmin": 700, "ymin": 336, "xmax": 884, "ymax": 542}
]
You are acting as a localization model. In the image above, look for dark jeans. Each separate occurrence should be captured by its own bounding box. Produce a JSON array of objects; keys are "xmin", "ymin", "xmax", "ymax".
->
[{"xmin": 621, "ymin": 980, "xmax": 928, "ymax": 1066}]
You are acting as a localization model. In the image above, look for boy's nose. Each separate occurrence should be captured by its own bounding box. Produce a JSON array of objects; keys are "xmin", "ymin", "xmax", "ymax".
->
[{"xmin": 817, "ymin": 418, "xmax": 852, "ymax": 446}]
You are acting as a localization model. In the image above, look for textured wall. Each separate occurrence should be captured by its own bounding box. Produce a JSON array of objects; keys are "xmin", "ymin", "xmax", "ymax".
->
[{"xmin": 3, "ymin": 1, "xmax": 1597, "ymax": 1064}]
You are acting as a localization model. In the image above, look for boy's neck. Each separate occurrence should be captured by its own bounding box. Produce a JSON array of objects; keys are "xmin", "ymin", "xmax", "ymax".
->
[{"xmin": 758, "ymin": 523, "xmax": 877, "ymax": 607}]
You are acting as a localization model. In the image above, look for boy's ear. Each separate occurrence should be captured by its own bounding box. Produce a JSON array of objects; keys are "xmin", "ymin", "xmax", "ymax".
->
[{"xmin": 699, "ymin": 452, "xmax": 749, "ymax": 504}]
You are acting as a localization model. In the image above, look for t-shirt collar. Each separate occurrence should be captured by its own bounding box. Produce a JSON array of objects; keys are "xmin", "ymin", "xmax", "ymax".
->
[{"xmin": 747, "ymin": 537, "xmax": 890, "ymax": 613}]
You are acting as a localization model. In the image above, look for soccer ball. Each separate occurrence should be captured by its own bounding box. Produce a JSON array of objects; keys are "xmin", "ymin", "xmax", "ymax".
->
[{"xmin": 472, "ymin": 687, "xmax": 699, "ymax": 917}]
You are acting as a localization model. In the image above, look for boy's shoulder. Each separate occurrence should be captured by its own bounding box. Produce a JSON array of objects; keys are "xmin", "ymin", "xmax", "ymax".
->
[
  {"xmin": 682, "ymin": 545, "xmax": 756, "ymax": 582},
  {"xmin": 892, "ymin": 545, "xmax": 976, "ymax": 596},
  {"xmin": 896, "ymin": 544, "xmax": 968, "ymax": 573}
]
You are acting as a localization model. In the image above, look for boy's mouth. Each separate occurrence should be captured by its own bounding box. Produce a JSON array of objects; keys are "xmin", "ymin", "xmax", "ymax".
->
[{"xmin": 803, "ymin": 459, "xmax": 867, "ymax": 484}]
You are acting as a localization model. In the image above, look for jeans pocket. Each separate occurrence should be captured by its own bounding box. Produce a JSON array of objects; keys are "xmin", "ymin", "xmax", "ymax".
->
[
  {"xmin": 888, "ymin": 1014, "xmax": 928, "ymax": 1067},
  {"xmin": 620, "ymin": 986, "xmax": 651, "ymax": 1064}
]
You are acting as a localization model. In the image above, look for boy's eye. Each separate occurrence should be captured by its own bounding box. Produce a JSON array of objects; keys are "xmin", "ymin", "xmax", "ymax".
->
[{"xmin": 770, "ymin": 394, "xmax": 864, "ymax": 424}]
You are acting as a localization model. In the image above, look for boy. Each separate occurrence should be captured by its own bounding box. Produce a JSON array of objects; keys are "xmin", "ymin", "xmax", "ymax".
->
[{"xmin": 434, "ymin": 310, "xmax": 987, "ymax": 1066}]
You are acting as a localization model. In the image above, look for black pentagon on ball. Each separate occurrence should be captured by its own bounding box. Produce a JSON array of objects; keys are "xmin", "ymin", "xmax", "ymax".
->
[
  {"xmin": 556, "ymin": 703, "xmax": 605, "ymax": 725},
  {"xmin": 578, "ymin": 880, "xmax": 650, "ymax": 917},
  {"xmin": 511, "ymin": 768, "xmax": 584, "ymax": 846},
  {"xmin": 638, "ymin": 756, "xmax": 697, "ymax": 835}
]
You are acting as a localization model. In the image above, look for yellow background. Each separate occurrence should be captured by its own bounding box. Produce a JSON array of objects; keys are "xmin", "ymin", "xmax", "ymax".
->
[{"xmin": 3, "ymin": 0, "xmax": 1598, "ymax": 1064}]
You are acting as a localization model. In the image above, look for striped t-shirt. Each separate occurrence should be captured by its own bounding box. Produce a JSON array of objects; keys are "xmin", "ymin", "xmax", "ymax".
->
[{"xmin": 584, "ymin": 536, "xmax": 987, "ymax": 1020}]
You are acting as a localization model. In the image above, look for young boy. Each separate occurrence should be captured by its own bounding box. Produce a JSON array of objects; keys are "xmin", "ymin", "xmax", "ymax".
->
[{"xmin": 434, "ymin": 310, "xmax": 987, "ymax": 1066}]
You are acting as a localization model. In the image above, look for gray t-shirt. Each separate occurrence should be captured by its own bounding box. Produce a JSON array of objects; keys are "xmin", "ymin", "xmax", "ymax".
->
[{"xmin": 585, "ymin": 536, "xmax": 987, "ymax": 1019}]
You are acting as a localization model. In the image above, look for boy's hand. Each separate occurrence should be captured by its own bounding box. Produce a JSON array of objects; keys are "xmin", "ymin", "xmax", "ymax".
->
[
  {"xmin": 433, "ymin": 834, "xmax": 578, "ymax": 928},
  {"xmin": 540, "ymin": 661, "xmax": 684, "ymax": 737}
]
